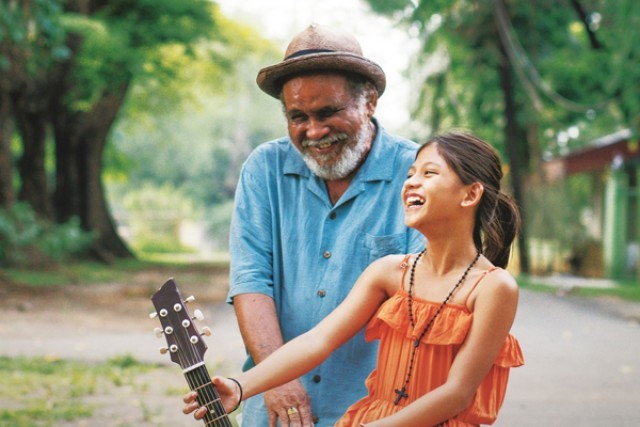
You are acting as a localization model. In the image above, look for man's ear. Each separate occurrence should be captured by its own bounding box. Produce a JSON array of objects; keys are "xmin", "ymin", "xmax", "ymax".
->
[
  {"xmin": 366, "ymin": 90, "xmax": 378, "ymax": 118},
  {"xmin": 461, "ymin": 182, "xmax": 484, "ymax": 207}
]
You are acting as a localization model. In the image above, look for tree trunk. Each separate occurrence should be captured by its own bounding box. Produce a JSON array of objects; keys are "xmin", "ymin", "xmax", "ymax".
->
[
  {"xmin": 0, "ymin": 91, "xmax": 15, "ymax": 207},
  {"xmin": 52, "ymin": 87, "xmax": 134, "ymax": 261},
  {"xmin": 52, "ymin": 125, "xmax": 81, "ymax": 223},
  {"xmin": 498, "ymin": 42, "xmax": 530, "ymax": 274},
  {"xmin": 48, "ymin": 28, "xmax": 133, "ymax": 262},
  {"xmin": 11, "ymin": 91, "xmax": 53, "ymax": 219}
]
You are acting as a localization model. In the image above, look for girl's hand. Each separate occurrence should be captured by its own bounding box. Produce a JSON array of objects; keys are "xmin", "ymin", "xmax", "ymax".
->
[{"xmin": 182, "ymin": 376, "xmax": 242, "ymax": 419}]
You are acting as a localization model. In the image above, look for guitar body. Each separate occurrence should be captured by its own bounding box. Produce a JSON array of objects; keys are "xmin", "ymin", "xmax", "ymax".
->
[{"xmin": 151, "ymin": 278, "xmax": 233, "ymax": 427}]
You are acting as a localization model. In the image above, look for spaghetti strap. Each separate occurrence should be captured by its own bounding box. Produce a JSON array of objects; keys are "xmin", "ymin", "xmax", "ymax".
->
[
  {"xmin": 399, "ymin": 254, "xmax": 412, "ymax": 291},
  {"xmin": 462, "ymin": 267, "xmax": 501, "ymax": 306}
]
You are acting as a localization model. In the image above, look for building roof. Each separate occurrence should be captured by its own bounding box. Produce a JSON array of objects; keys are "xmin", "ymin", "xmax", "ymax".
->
[{"xmin": 554, "ymin": 128, "xmax": 637, "ymax": 175}]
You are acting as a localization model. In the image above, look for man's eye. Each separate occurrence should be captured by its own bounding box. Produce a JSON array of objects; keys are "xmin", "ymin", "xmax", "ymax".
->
[
  {"xmin": 318, "ymin": 107, "xmax": 342, "ymax": 120},
  {"xmin": 288, "ymin": 114, "xmax": 306, "ymax": 124}
]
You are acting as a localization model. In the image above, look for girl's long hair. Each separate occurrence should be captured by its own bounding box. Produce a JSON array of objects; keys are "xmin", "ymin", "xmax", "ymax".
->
[{"xmin": 418, "ymin": 131, "xmax": 521, "ymax": 268}]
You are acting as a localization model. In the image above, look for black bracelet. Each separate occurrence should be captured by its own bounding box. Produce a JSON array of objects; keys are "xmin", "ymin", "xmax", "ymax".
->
[{"xmin": 227, "ymin": 377, "xmax": 243, "ymax": 412}]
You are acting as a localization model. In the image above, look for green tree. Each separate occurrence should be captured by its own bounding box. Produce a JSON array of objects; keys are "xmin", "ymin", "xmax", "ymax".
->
[
  {"xmin": 0, "ymin": 0, "xmax": 237, "ymax": 261},
  {"xmin": 110, "ymin": 18, "xmax": 284, "ymax": 251},
  {"xmin": 365, "ymin": 0, "xmax": 640, "ymax": 273}
]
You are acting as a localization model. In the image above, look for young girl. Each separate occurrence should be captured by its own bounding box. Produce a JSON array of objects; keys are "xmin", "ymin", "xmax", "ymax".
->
[{"xmin": 184, "ymin": 131, "xmax": 524, "ymax": 426}]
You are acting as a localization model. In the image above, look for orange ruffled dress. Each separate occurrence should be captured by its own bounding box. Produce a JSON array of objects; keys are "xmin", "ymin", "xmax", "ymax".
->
[{"xmin": 336, "ymin": 265, "xmax": 524, "ymax": 427}]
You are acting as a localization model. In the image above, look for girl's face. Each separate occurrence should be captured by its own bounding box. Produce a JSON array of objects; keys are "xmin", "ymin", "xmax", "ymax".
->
[{"xmin": 401, "ymin": 143, "xmax": 470, "ymax": 230}]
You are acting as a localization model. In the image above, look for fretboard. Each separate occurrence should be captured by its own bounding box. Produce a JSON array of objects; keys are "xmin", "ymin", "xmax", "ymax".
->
[{"xmin": 184, "ymin": 364, "xmax": 232, "ymax": 427}]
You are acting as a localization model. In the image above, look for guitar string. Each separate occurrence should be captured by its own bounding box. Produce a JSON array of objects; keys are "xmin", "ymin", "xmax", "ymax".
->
[
  {"xmin": 171, "ymin": 311, "xmax": 228, "ymax": 426},
  {"xmin": 155, "ymin": 284, "xmax": 231, "ymax": 427},
  {"xmin": 178, "ymin": 312, "xmax": 230, "ymax": 426}
]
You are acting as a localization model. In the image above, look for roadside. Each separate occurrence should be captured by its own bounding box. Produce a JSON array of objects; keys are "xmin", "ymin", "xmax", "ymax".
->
[
  {"xmin": 0, "ymin": 266, "xmax": 245, "ymax": 427},
  {"xmin": 527, "ymin": 274, "xmax": 640, "ymax": 323},
  {"xmin": 1, "ymin": 268, "xmax": 639, "ymax": 426}
]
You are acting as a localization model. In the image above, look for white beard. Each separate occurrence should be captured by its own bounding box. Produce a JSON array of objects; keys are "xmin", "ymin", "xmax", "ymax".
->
[{"xmin": 297, "ymin": 106, "xmax": 374, "ymax": 180}]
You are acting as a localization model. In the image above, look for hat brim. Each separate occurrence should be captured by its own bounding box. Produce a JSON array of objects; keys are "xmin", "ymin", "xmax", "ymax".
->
[{"xmin": 256, "ymin": 52, "xmax": 386, "ymax": 99}]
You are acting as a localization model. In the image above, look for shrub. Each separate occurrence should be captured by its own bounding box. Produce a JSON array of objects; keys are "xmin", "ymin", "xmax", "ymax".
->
[{"xmin": 0, "ymin": 202, "xmax": 95, "ymax": 268}]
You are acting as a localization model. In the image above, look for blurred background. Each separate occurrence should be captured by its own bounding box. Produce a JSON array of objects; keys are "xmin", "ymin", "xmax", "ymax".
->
[
  {"xmin": 2, "ymin": 0, "xmax": 639, "ymax": 281},
  {"xmin": 1, "ymin": 0, "xmax": 639, "ymax": 281},
  {"xmin": 1, "ymin": 1, "xmax": 639, "ymax": 426}
]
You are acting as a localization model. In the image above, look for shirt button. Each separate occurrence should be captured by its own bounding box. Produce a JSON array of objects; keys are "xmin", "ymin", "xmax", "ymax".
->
[
  {"xmin": 312, "ymin": 374, "xmax": 321, "ymax": 383},
  {"xmin": 329, "ymin": 211, "xmax": 337, "ymax": 220},
  {"xmin": 317, "ymin": 290, "xmax": 326, "ymax": 298},
  {"xmin": 323, "ymin": 251, "xmax": 331, "ymax": 259},
  {"xmin": 313, "ymin": 416, "xmax": 320, "ymax": 424}
]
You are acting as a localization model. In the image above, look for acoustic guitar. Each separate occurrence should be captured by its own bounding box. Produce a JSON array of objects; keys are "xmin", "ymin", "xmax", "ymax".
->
[{"xmin": 151, "ymin": 278, "xmax": 233, "ymax": 426}]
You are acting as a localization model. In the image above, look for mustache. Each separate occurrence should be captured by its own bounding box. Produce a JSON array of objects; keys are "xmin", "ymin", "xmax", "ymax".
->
[{"xmin": 301, "ymin": 132, "xmax": 348, "ymax": 148}]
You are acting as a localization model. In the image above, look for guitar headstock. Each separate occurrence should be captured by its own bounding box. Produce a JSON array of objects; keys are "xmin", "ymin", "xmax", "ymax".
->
[{"xmin": 150, "ymin": 278, "xmax": 209, "ymax": 368}]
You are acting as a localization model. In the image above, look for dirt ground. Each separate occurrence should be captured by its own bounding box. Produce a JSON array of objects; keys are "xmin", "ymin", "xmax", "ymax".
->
[
  {"xmin": 3, "ymin": 268, "xmax": 640, "ymax": 427},
  {"xmin": 0, "ymin": 265, "xmax": 245, "ymax": 427}
]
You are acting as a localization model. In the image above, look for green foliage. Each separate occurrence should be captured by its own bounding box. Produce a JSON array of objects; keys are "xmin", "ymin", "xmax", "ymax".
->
[
  {"xmin": 526, "ymin": 174, "xmax": 595, "ymax": 243},
  {"xmin": 205, "ymin": 200, "xmax": 234, "ymax": 250},
  {"xmin": 120, "ymin": 183, "xmax": 200, "ymax": 254},
  {"xmin": 107, "ymin": 18, "xmax": 284, "ymax": 251},
  {"xmin": 0, "ymin": 203, "xmax": 94, "ymax": 268},
  {"xmin": 56, "ymin": 0, "xmax": 218, "ymax": 112},
  {"xmin": 0, "ymin": 0, "xmax": 70, "ymax": 75},
  {"xmin": 367, "ymin": 0, "xmax": 414, "ymax": 15},
  {"xmin": 367, "ymin": 0, "xmax": 640, "ymax": 155}
]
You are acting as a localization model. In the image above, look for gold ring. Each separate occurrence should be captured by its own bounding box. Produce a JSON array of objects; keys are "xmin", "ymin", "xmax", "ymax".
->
[{"xmin": 287, "ymin": 407, "xmax": 299, "ymax": 416}]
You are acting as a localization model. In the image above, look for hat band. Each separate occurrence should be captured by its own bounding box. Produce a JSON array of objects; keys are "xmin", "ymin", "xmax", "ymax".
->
[{"xmin": 285, "ymin": 48, "xmax": 335, "ymax": 60}]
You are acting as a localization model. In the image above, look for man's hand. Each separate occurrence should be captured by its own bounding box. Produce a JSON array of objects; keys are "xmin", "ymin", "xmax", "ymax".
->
[{"xmin": 264, "ymin": 379, "xmax": 313, "ymax": 427}]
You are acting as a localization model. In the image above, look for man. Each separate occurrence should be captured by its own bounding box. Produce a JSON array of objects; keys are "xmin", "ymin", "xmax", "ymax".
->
[{"xmin": 228, "ymin": 24, "xmax": 424, "ymax": 426}]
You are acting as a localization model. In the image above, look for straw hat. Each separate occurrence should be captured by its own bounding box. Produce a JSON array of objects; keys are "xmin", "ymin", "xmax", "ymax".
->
[{"xmin": 256, "ymin": 24, "xmax": 386, "ymax": 98}]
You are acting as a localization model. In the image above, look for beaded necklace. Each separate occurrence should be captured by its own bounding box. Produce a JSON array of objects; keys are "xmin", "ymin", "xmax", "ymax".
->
[{"xmin": 393, "ymin": 248, "xmax": 481, "ymax": 406}]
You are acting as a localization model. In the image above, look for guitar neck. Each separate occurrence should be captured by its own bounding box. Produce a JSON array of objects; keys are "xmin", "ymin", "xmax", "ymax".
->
[{"xmin": 184, "ymin": 363, "xmax": 232, "ymax": 427}]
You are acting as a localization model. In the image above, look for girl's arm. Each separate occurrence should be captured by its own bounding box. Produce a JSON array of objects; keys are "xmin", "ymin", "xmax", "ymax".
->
[
  {"xmin": 237, "ymin": 255, "xmax": 399, "ymax": 397},
  {"xmin": 185, "ymin": 254, "xmax": 404, "ymax": 417},
  {"xmin": 368, "ymin": 269, "xmax": 519, "ymax": 427}
]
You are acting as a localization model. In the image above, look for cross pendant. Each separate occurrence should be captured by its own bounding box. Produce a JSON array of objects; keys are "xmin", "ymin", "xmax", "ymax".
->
[{"xmin": 394, "ymin": 387, "xmax": 408, "ymax": 405}]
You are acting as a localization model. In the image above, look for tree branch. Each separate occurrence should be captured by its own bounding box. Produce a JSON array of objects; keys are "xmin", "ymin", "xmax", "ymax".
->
[{"xmin": 569, "ymin": 0, "xmax": 603, "ymax": 50}]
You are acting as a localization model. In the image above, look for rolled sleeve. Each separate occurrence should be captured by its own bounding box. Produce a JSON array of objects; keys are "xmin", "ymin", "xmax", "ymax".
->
[{"xmin": 227, "ymin": 149, "xmax": 277, "ymax": 303}]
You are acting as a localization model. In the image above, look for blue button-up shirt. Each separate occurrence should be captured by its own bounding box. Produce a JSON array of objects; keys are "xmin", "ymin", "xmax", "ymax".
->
[{"xmin": 228, "ymin": 120, "xmax": 424, "ymax": 426}]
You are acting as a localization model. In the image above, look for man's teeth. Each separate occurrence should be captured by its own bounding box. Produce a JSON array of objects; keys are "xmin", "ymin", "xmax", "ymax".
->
[{"xmin": 306, "ymin": 134, "xmax": 342, "ymax": 149}]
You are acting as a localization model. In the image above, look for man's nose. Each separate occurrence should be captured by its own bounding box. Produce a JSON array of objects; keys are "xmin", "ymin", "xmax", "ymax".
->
[{"xmin": 305, "ymin": 118, "xmax": 329, "ymax": 140}]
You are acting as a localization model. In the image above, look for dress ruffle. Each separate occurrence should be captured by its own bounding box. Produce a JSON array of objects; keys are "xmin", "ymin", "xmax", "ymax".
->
[
  {"xmin": 366, "ymin": 290, "xmax": 471, "ymax": 345},
  {"xmin": 337, "ymin": 287, "xmax": 524, "ymax": 426}
]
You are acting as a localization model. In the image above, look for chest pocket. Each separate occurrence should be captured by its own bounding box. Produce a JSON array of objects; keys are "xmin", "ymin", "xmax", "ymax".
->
[{"xmin": 364, "ymin": 233, "xmax": 407, "ymax": 265}]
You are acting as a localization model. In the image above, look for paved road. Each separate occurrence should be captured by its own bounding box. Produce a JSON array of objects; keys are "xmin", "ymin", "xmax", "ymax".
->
[
  {"xmin": 1, "ymin": 287, "xmax": 639, "ymax": 426},
  {"xmin": 494, "ymin": 290, "xmax": 640, "ymax": 426}
]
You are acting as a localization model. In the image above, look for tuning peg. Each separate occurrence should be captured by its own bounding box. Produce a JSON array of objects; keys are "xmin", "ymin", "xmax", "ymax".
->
[
  {"xmin": 154, "ymin": 327, "xmax": 164, "ymax": 338},
  {"xmin": 184, "ymin": 296, "xmax": 196, "ymax": 304},
  {"xmin": 149, "ymin": 312, "xmax": 158, "ymax": 319},
  {"xmin": 193, "ymin": 309, "xmax": 205, "ymax": 321},
  {"xmin": 201, "ymin": 326, "xmax": 212, "ymax": 337},
  {"xmin": 159, "ymin": 346, "xmax": 169, "ymax": 355}
]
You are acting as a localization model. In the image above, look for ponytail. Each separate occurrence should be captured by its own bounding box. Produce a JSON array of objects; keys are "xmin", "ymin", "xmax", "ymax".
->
[{"xmin": 477, "ymin": 192, "xmax": 520, "ymax": 268}]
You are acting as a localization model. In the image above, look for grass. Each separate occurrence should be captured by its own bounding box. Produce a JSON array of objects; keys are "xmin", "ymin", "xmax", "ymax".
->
[
  {"xmin": 0, "ymin": 355, "xmax": 155, "ymax": 427},
  {"xmin": 518, "ymin": 275, "xmax": 640, "ymax": 302},
  {"xmin": 1, "ymin": 254, "xmax": 230, "ymax": 288},
  {"xmin": 0, "ymin": 355, "xmax": 241, "ymax": 427}
]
